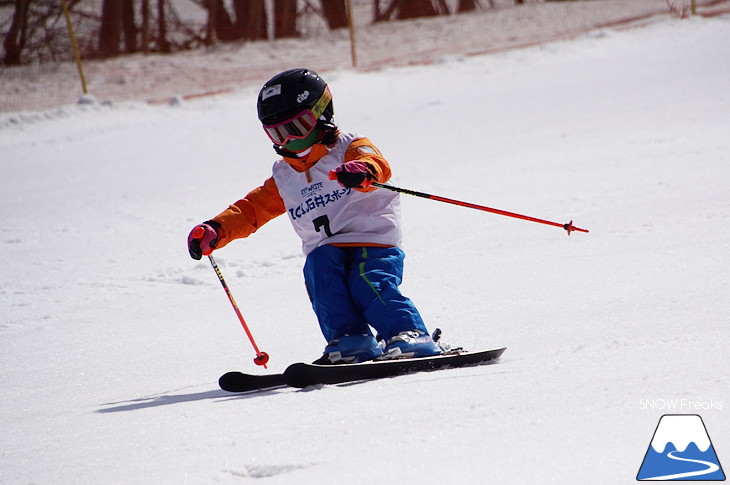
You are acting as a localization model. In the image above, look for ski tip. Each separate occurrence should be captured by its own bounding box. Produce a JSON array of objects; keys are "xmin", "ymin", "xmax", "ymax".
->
[{"xmin": 218, "ymin": 371, "xmax": 244, "ymax": 392}]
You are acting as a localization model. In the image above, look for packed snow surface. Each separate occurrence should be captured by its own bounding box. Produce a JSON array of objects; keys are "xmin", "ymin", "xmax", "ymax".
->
[{"xmin": 1, "ymin": 16, "xmax": 729, "ymax": 485}]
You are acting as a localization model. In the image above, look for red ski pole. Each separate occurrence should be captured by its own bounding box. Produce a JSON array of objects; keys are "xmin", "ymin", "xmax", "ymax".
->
[
  {"xmin": 373, "ymin": 182, "xmax": 588, "ymax": 235},
  {"xmin": 193, "ymin": 227, "xmax": 270, "ymax": 368}
]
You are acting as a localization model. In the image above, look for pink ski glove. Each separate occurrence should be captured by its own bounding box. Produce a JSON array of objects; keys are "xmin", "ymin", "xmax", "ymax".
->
[
  {"xmin": 329, "ymin": 161, "xmax": 375, "ymax": 188},
  {"xmin": 188, "ymin": 223, "xmax": 218, "ymax": 260}
]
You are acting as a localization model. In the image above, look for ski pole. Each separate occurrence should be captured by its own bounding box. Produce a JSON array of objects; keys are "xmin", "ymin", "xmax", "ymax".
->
[
  {"xmin": 208, "ymin": 254, "xmax": 270, "ymax": 368},
  {"xmin": 372, "ymin": 182, "xmax": 588, "ymax": 235},
  {"xmin": 193, "ymin": 228, "xmax": 270, "ymax": 368}
]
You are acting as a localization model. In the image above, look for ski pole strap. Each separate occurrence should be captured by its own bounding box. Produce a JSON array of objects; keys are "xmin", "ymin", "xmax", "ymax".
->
[{"xmin": 372, "ymin": 182, "xmax": 588, "ymax": 235}]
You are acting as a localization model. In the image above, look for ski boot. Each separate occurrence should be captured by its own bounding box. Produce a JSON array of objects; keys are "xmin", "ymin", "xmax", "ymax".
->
[
  {"xmin": 378, "ymin": 329, "xmax": 443, "ymax": 360},
  {"xmin": 313, "ymin": 334, "xmax": 384, "ymax": 365}
]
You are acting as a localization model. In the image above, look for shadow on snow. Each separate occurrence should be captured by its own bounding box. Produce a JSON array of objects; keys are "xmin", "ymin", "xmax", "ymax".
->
[{"xmin": 96, "ymin": 386, "xmax": 285, "ymax": 413}]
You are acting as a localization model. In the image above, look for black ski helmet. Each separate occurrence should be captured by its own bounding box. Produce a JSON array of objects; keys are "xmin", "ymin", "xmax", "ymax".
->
[{"xmin": 257, "ymin": 68, "xmax": 334, "ymax": 125}]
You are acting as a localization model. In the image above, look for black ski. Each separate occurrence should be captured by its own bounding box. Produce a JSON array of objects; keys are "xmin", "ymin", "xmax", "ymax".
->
[
  {"xmin": 219, "ymin": 347, "xmax": 505, "ymax": 392},
  {"xmin": 218, "ymin": 371, "xmax": 286, "ymax": 393},
  {"xmin": 283, "ymin": 347, "xmax": 506, "ymax": 388}
]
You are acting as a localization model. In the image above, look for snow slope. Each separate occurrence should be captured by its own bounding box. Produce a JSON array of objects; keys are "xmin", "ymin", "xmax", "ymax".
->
[{"xmin": 1, "ymin": 16, "xmax": 729, "ymax": 485}]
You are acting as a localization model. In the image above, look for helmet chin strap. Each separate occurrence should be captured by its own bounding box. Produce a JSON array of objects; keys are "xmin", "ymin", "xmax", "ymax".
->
[{"xmin": 273, "ymin": 144, "xmax": 302, "ymax": 158}]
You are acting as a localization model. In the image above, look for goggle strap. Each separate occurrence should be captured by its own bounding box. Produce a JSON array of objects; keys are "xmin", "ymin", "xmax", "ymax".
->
[{"xmin": 311, "ymin": 86, "xmax": 332, "ymax": 120}]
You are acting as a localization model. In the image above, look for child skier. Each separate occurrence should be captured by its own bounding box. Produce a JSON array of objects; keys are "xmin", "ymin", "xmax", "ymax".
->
[{"xmin": 187, "ymin": 68, "xmax": 441, "ymax": 364}]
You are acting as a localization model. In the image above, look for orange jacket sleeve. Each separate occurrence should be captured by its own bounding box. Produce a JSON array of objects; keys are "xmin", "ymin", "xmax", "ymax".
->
[
  {"xmin": 344, "ymin": 137, "xmax": 392, "ymax": 192},
  {"xmin": 210, "ymin": 176, "xmax": 286, "ymax": 249}
]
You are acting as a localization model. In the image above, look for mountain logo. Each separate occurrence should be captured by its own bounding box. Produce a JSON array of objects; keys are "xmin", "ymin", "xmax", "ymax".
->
[{"xmin": 637, "ymin": 414, "xmax": 725, "ymax": 481}]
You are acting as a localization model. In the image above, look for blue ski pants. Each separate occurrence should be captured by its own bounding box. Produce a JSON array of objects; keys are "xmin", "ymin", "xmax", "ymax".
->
[{"xmin": 303, "ymin": 244, "xmax": 428, "ymax": 343}]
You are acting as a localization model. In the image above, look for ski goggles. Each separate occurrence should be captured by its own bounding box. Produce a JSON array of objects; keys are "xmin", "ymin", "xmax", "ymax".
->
[{"xmin": 262, "ymin": 87, "xmax": 332, "ymax": 145}]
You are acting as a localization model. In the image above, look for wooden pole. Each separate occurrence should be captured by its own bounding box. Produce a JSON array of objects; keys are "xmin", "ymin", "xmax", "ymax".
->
[
  {"xmin": 61, "ymin": 0, "xmax": 89, "ymax": 95},
  {"xmin": 346, "ymin": 0, "xmax": 357, "ymax": 68}
]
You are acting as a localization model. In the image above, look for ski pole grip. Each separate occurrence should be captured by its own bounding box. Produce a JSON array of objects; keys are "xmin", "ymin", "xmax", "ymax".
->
[{"xmin": 192, "ymin": 226, "xmax": 205, "ymax": 239}]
